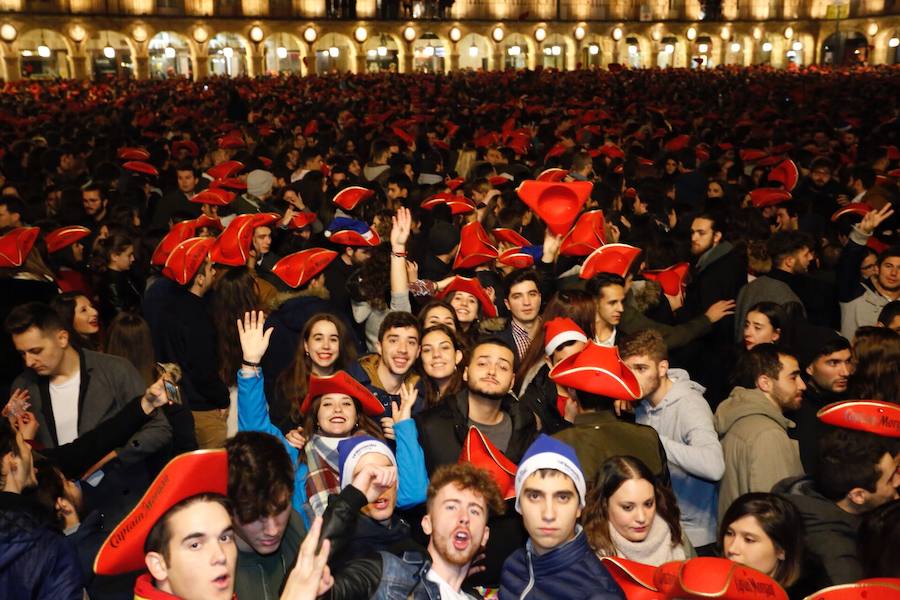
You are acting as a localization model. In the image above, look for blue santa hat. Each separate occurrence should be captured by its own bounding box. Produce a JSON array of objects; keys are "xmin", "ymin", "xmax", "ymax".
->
[
  {"xmin": 514, "ymin": 434, "xmax": 586, "ymax": 512},
  {"xmin": 337, "ymin": 435, "xmax": 397, "ymax": 490}
]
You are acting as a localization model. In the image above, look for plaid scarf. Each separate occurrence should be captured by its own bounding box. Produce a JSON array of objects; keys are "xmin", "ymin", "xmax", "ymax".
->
[{"xmin": 304, "ymin": 434, "xmax": 343, "ymax": 516}]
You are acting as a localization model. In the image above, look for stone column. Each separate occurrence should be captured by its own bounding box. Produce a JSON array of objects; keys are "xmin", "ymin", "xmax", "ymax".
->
[
  {"xmin": 134, "ymin": 54, "xmax": 149, "ymax": 80},
  {"xmin": 3, "ymin": 55, "xmax": 20, "ymax": 81},
  {"xmin": 250, "ymin": 51, "xmax": 263, "ymax": 77},
  {"xmin": 305, "ymin": 43, "xmax": 317, "ymax": 75},
  {"xmin": 71, "ymin": 53, "xmax": 88, "ymax": 80},
  {"xmin": 355, "ymin": 48, "xmax": 365, "ymax": 74},
  {"xmin": 194, "ymin": 53, "xmax": 209, "ymax": 80},
  {"xmin": 492, "ymin": 49, "xmax": 502, "ymax": 70},
  {"xmin": 449, "ymin": 48, "xmax": 459, "ymax": 72},
  {"xmin": 402, "ymin": 43, "xmax": 413, "ymax": 73}
]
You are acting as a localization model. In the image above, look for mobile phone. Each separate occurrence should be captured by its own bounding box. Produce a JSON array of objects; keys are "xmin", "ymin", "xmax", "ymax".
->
[{"xmin": 163, "ymin": 379, "xmax": 182, "ymax": 405}]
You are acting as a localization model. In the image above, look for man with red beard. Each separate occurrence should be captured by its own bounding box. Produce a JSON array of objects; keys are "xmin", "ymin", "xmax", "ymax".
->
[{"xmin": 321, "ymin": 463, "xmax": 504, "ymax": 599}]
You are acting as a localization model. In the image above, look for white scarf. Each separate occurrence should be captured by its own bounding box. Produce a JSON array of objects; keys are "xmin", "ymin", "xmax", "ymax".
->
[{"xmin": 609, "ymin": 515, "xmax": 686, "ymax": 566}]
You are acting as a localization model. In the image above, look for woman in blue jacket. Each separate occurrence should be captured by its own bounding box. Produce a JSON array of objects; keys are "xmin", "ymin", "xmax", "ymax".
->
[{"xmin": 236, "ymin": 310, "xmax": 428, "ymax": 527}]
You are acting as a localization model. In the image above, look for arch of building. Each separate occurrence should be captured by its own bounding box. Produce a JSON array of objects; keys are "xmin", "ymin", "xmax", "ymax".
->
[
  {"xmin": 0, "ymin": 15, "xmax": 899, "ymax": 80},
  {"xmin": 261, "ymin": 31, "xmax": 306, "ymax": 76},
  {"xmin": 207, "ymin": 31, "xmax": 253, "ymax": 77}
]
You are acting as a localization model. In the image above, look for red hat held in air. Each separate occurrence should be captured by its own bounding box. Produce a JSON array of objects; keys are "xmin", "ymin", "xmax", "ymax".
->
[
  {"xmin": 492, "ymin": 228, "xmax": 531, "ymax": 248},
  {"xmin": 271, "ymin": 248, "xmax": 337, "ymax": 289},
  {"xmin": 560, "ymin": 210, "xmax": 606, "ymax": 257},
  {"xmin": 830, "ymin": 203, "xmax": 870, "ymax": 222},
  {"xmin": 580, "ymin": 243, "xmax": 641, "ymax": 280},
  {"xmin": 549, "ymin": 343, "xmax": 643, "ymax": 401},
  {"xmin": 749, "ymin": 188, "xmax": 792, "ymax": 209},
  {"xmin": 643, "ymin": 262, "xmax": 690, "ymax": 297},
  {"xmin": 301, "ymin": 370, "xmax": 384, "ymax": 417},
  {"xmin": 816, "ymin": 400, "xmax": 900, "ymax": 438},
  {"xmin": 45, "ymin": 225, "xmax": 90, "ymax": 254},
  {"xmin": 453, "ymin": 222, "xmax": 499, "ymax": 270},
  {"xmin": 94, "ymin": 450, "xmax": 228, "ymax": 576},
  {"xmin": 437, "ymin": 275, "xmax": 498, "ymax": 318},
  {"xmin": 333, "ymin": 186, "xmax": 375, "ymax": 212},
  {"xmin": 459, "ymin": 426, "xmax": 517, "ymax": 500},
  {"xmin": 517, "ymin": 180, "xmax": 592, "ymax": 236},
  {"xmin": 767, "ymin": 159, "xmax": 799, "ymax": 191}
]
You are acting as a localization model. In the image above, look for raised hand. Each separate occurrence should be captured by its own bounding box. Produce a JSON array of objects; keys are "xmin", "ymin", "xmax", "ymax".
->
[
  {"xmin": 705, "ymin": 299, "xmax": 736, "ymax": 323},
  {"xmin": 390, "ymin": 206, "xmax": 413, "ymax": 251},
  {"xmin": 140, "ymin": 377, "xmax": 171, "ymax": 415},
  {"xmin": 542, "ymin": 230, "xmax": 562, "ymax": 263},
  {"xmin": 391, "ymin": 383, "xmax": 418, "ymax": 423},
  {"xmin": 237, "ymin": 311, "xmax": 274, "ymax": 364},
  {"xmin": 859, "ymin": 203, "xmax": 894, "ymax": 236},
  {"xmin": 279, "ymin": 516, "xmax": 334, "ymax": 600},
  {"xmin": 381, "ymin": 416, "xmax": 396, "ymax": 441},
  {"xmin": 2, "ymin": 388, "xmax": 31, "ymax": 420},
  {"xmin": 351, "ymin": 464, "xmax": 398, "ymax": 504},
  {"xmin": 285, "ymin": 427, "xmax": 308, "ymax": 450},
  {"xmin": 13, "ymin": 411, "xmax": 38, "ymax": 440}
]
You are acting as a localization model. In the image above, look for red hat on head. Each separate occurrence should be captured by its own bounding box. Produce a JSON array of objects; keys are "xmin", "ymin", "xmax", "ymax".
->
[
  {"xmin": 497, "ymin": 247, "xmax": 537, "ymax": 269},
  {"xmin": 218, "ymin": 133, "xmax": 245, "ymax": 150},
  {"xmin": 560, "ymin": 210, "xmax": 606, "ymax": 257},
  {"xmin": 459, "ymin": 427, "xmax": 517, "ymax": 500},
  {"xmin": 544, "ymin": 317, "xmax": 588, "ymax": 356},
  {"xmin": 816, "ymin": 400, "xmax": 900, "ymax": 438},
  {"xmin": 437, "ymin": 276, "xmax": 497, "ymax": 318},
  {"xmin": 653, "ymin": 557, "xmax": 788, "ymax": 600},
  {"xmin": 193, "ymin": 214, "xmax": 223, "ymax": 231},
  {"xmin": 391, "ymin": 126, "xmax": 414, "ymax": 147},
  {"xmin": 492, "ymin": 228, "xmax": 530, "ymax": 247},
  {"xmin": 209, "ymin": 214, "xmax": 268, "ymax": 266},
  {"xmin": 665, "ymin": 134, "xmax": 691, "ymax": 152},
  {"xmin": 301, "ymin": 370, "xmax": 384, "ymax": 417},
  {"xmin": 830, "ymin": 203, "xmax": 870, "ymax": 222},
  {"xmin": 210, "ymin": 177, "xmax": 247, "ymax": 191},
  {"xmin": 289, "ymin": 211, "xmax": 317, "ymax": 229},
  {"xmin": 172, "ymin": 140, "xmax": 199, "ymax": 157},
  {"xmin": 596, "ymin": 143, "xmax": 625, "ymax": 159},
  {"xmin": 446, "ymin": 177, "xmax": 465, "ymax": 192},
  {"xmin": 45, "ymin": 225, "xmax": 90, "ymax": 254},
  {"xmin": 93, "ymin": 450, "xmax": 228, "ymax": 576},
  {"xmin": 536, "ymin": 168, "xmax": 569, "ymax": 182},
  {"xmin": 549, "ymin": 343, "xmax": 642, "ymax": 401},
  {"xmin": 545, "ymin": 143, "xmax": 568, "ymax": 159},
  {"xmin": 600, "ymin": 557, "xmax": 661, "ymax": 600},
  {"xmin": 767, "ymin": 159, "xmax": 799, "ymax": 191},
  {"xmin": 324, "ymin": 220, "xmax": 381, "ymax": 247},
  {"xmin": 643, "ymin": 262, "xmax": 690, "ymax": 297},
  {"xmin": 272, "ymin": 248, "xmax": 337, "ymax": 289},
  {"xmin": 489, "ymin": 174, "xmax": 514, "ymax": 187},
  {"xmin": 0, "ymin": 227, "xmax": 39, "ymax": 268},
  {"xmin": 740, "ymin": 149, "xmax": 769, "ymax": 163},
  {"xmin": 749, "ymin": 188, "xmax": 792, "ymax": 209},
  {"xmin": 117, "ymin": 147, "xmax": 150, "ymax": 161},
  {"xmin": 756, "ymin": 155, "xmax": 784, "ymax": 168},
  {"xmin": 453, "ymin": 222, "xmax": 499, "ymax": 270},
  {"xmin": 580, "ymin": 243, "xmax": 641, "ymax": 280},
  {"xmin": 304, "ymin": 120, "xmax": 319, "ymax": 137},
  {"xmin": 151, "ymin": 220, "xmax": 199, "ymax": 266},
  {"xmin": 206, "ymin": 160, "xmax": 245, "ymax": 181},
  {"xmin": 122, "ymin": 161, "xmax": 159, "ymax": 177},
  {"xmin": 517, "ymin": 180, "xmax": 592, "ymax": 236},
  {"xmin": 333, "ymin": 186, "xmax": 375, "ymax": 212},
  {"xmin": 884, "ymin": 145, "xmax": 900, "ymax": 161},
  {"xmin": 190, "ymin": 189, "xmax": 235, "ymax": 206},
  {"xmin": 421, "ymin": 193, "xmax": 475, "ymax": 216},
  {"xmin": 162, "ymin": 237, "xmax": 215, "ymax": 285}
]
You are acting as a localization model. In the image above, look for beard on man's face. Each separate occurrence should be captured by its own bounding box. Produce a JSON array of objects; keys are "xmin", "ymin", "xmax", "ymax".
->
[{"xmin": 466, "ymin": 379, "xmax": 508, "ymax": 402}]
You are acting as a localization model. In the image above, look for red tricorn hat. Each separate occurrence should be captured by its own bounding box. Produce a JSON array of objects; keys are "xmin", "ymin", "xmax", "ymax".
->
[
  {"xmin": 437, "ymin": 275, "xmax": 498, "ymax": 318},
  {"xmin": 643, "ymin": 262, "xmax": 690, "ymax": 297},
  {"xmin": 446, "ymin": 177, "xmax": 465, "ymax": 192},
  {"xmin": 664, "ymin": 134, "xmax": 691, "ymax": 152},
  {"xmin": 122, "ymin": 161, "xmax": 159, "ymax": 177},
  {"xmin": 756, "ymin": 155, "xmax": 784, "ymax": 168},
  {"xmin": 210, "ymin": 177, "xmax": 247, "ymax": 191},
  {"xmin": 740, "ymin": 149, "xmax": 769, "ymax": 163},
  {"xmin": 301, "ymin": 370, "xmax": 384, "ymax": 417},
  {"xmin": 816, "ymin": 400, "xmax": 900, "ymax": 438},
  {"xmin": 193, "ymin": 214, "xmax": 223, "ymax": 231},
  {"xmin": 489, "ymin": 174, "xmax": 514, "ymax": 187},
  {"xmin": 289, "ymin": 211, "xmax": 317, "ymax": 229},
  {"xmin": 580, "ymin": 243, "xmax": 642, "ymax": 280},
  {"xmin": 172, "ymin": 140, "xmax": 199, "ymax": 158},
  {"xmin": 492, "ymin": 228, "xmax": 531, "ymax": 247},
  {"xmin": 536, "ymin": 168, "xmax": 569, "ymax": 182},
  {"xmin": 421, "ymin": 193, "xmax": 475, "ymax": 216},
  {"xmin": 190, "ymin": 189, "xmax": 235, "ymax": 206},
  {"xmin": 209, "ymin": 214, "xmax": 276, "ymax": 267},
  {"xmin": 272, "ymin": 248, "xmax": 337, "ymax": 289},
  {"xmin": 653, "ymin": 557, "xmax": 787, "ymax": 600},
  {"xmin": 803, "ymin": 581, "xmax": 900, "ymax": 600},
  {"xmin": 93, "ymin": 449, "xmax": 228, "ymax": 575},
  {"xmin": 0, "ymin": 227, "xmax": 39, "ymax": 268},
  {"xmin": 162, "ymin": 237, "xmax": 215, "ymax": 285},
  {"xmin": 497, "ymin": 246, "xmax": 539, "ymax": 269},
  {"xmin": 600, "ymin": 557, "xmax": 662, "ymax": 600},
  {"xmin": 549, "ymin": 343, "xmax": 642, "ymax": 401},
  {"xmin": 596, "ymin": 143, "xmax": 625, "ymax": 159},
  {"xmin": 206, "ymin": 160, "xmax": 245, "ymax": 181},
  {"xmin": 151, "ymin": 220, "xmax": 198, "ymax": 266},
  {"xmin": 117, "ymin": 147, "xmax": 150, "ymax": 161},
  {"xmin": 333, "ymin": 186, "xmax": 375, "ymax": 212},
  {"xmin": 517, "ymin": 180, "xmax": 592, "ymax": 236},
  {"xmin": 749, "ymin": 188, "xmax": 793, "ymax": 209},
  {"xmin": 324, "ymin": 219, "xmax": 381, "ymax": 247},
  {"xmin": 767, "ymin": 159, "xmax": 799, "ymax": 191},
  {"xmin": 453, "ymin": 222, "xmax": 499, "ymax": 270},
  {"xmin": 560, "ymin": 210, "xmax": 606, "ymax": 257},
  {"xmin": 830, "ymin": 203, "xmax": 870, "ymax": 222},
  {"xmin": 45, "ymin": 225, "xmax": 90, "ymax": 254},
  {"xmin": 218, "ymin": 132, "xmax": 246, "ymax": 149},
  {"xmin": 458, "ymin": 427, "xmax": 517, "ymax": 500}
]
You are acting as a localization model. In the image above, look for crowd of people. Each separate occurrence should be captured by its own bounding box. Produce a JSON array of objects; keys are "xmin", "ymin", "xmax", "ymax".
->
[{"xmin": 0, "ymin": 64, "xmax": 899, "ymax": 600}]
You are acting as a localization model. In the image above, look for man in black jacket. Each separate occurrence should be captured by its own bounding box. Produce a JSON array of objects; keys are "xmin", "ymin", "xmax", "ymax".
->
[{"xmin": 415, "ymin": 337, "xmax": 538, "ymax": 587}]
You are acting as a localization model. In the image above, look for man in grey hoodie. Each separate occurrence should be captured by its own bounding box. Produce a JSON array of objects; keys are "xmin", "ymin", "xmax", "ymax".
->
[
  {"xmin": 620, "ymin": 330, "xmax": 725, "ymax": 554},
  {"xmin": 714, "ymin": 344, "xmax": 805, "ymax": 520}
]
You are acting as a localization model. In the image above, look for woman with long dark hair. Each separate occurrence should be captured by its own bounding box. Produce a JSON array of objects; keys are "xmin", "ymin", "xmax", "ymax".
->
[
  {"xmin": 847, "ymin": 326, "xmax": 900, "ymax": 402},
  {"xmin": 50, "ymin": 292, "xmax": 100, "ymax": 350},
  {"xmin": 418, "ymin": 324, "xmax": 465, "ymax": 408},
  {"xmin": 90, "ymin": 232, "xmax": 141, "ymax": 325},
  {"xmin": 583, "ymin": 455, "xmax": 693, "ymax": 565},
  {"xmin": 741, "ymin": 301, "xmax": 786, "ymax": 351}
]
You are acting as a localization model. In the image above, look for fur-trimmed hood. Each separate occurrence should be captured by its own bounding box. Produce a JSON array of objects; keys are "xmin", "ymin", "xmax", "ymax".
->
[
  {"xmin": 268, "ymin": 285, "xmax": 330, "ymax": 311},
  {"xmin": 629, "ymin": 279, "xmax": 662, "ymax": 313}
]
